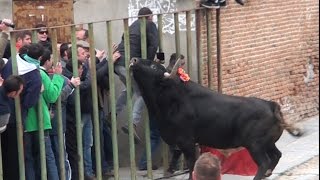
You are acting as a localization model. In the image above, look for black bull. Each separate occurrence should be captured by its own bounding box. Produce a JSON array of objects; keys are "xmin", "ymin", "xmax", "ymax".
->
[{"xmin": 130, "ymin": 58, "xmax": 302, "ymax": 180}]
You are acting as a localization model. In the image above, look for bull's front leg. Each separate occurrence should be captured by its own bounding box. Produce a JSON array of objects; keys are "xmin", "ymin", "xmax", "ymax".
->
[{"xmin": 176, "ymin": 139, "xmax": 196, "ymax": 180}]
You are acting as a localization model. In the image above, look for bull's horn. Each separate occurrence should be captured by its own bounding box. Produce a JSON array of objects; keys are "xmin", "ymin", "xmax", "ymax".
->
[{"xmin": 167, "ymin": 58, "xmax": 181, "ymax": 79}]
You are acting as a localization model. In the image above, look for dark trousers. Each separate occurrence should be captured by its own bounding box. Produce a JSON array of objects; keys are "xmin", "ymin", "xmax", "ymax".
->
[
  {"xmin": 1, "ymin": 124, "xmax": 20, "ymax": 180},
  {"xmin": 92, "ymin": 110, "xmax": 114, "ymax": 173},
  {"xmin": 66, "ymin": 118, "xmax": 79, "ymax": 180},
  {"xmin": 138, "ymin": 116, "xmax": 161, "ymax": 169}
]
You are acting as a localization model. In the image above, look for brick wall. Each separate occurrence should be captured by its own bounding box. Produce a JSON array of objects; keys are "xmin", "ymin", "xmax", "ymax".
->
[{"xmin": 197, "ymin": 0, "xmax": 319, "ymax": 122}]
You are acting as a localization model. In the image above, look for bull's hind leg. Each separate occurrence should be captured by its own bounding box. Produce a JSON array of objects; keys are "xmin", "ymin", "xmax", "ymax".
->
[
  {"xmin": 176, "ymin": 140, "xmax": 196, "ymax": 180},
  {"xmin": 265, "ymin": 143, "xmax": 282, "ymax": 177},
  {"xmin": 247, "ymin": 145, "xmax": 272, "ymax": 180}
]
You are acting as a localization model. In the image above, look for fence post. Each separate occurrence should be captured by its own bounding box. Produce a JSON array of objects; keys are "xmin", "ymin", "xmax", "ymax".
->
[
  {"xmin": 123, "ymin": 18, "xmax": 137, "ymax": 180},
  {"xmin": 216, "ymin": 9, "xmax": 223, "ymax": 93},
  {"xmin": 206, "ymin": 9, "xmax": 213, "ymax": 90},
  {"xmin": 186, "ymin": 11, "xmax": 193, "ymax": 76},
  {"xmin": 9, "ymin": 32, "xmax": 26, "ymax": 180},
  {"xmin": 106, "ymin": 21, "xmax": 120, "ymax": 180},
  {"xmin": 71, "ymin": 25, "xmax": 84, "ymax": 180},
  {"xmin": 88, "ymin": 23, "xmax": 103, "ymax": 180},
  {"xmin": 51, "ymin": 28, "xmax": 67, "ymax": 180}
]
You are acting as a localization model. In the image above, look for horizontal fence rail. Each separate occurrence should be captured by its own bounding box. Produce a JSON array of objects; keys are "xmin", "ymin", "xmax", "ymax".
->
[{"xmin": 0, "ymin": 7, "xmax": 221, "ymax": 180}]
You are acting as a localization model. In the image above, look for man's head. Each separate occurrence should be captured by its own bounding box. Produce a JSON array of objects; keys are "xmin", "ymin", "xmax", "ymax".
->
[
  {"xmin": 193, "ymin": 153, "xmax": 221, "ymax": 180},
  {"xmin": 15, "ymin": 30, "xmax": 32, "ymax": 49},
  {"xmin": 40, "ymin": 49, "xmax": 53, "ymax": 70},
  {"xmin": 76, "ymin": 41, "xmax": 90, "ymax": 62},
  {"xmin": 35, "ymin": 24, "xmax": 49, "ymax": 42},
  {"xmin": 59, "ymin": 43, "xmax": 70, "ymax": 60},
  {"xmin": 26, "ymin": 43, "xmax": 45, "ymax": 60},
  {"xmin": 138, "ymin": 7, "xmax": 153, "ymax": 22},
  {"xmin": 3, "ymin": 75, "xmax": 24, "ymax": 98},
  {"xmin": 76, "ymin": 28, "xmax": 89, "ymax": 41}
]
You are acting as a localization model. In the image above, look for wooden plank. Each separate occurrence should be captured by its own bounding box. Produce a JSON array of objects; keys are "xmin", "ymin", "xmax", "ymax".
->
[{"xmin": 12, "ymin": 0, "xmax": 73, "ymax": 43}]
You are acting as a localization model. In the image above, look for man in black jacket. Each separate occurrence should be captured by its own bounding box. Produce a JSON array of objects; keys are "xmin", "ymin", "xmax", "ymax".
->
[{"xmin": 114, "ymin": 7, "xmax": 159, "ymax": 144}]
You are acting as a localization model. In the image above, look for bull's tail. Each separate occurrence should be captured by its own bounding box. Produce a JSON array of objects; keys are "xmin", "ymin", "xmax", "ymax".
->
[{"xmin": 273, "ymin": 102, "xmax": 304, "ymax": 137}]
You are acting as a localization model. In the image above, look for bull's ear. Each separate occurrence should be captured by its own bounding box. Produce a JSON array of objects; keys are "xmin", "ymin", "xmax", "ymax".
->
[{"xmin": 167, "ymin": 58, "xmax": 181, "ymax": 79}]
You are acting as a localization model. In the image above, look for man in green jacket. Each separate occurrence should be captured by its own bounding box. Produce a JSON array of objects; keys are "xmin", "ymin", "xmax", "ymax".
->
[{"xmin": 24, "ymin": 46, "xmax": 64, "ymax": 180}]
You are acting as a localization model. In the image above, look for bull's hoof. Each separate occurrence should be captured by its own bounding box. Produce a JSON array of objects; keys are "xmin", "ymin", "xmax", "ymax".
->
[
  {"xmin": 235, "ymin": 0, "xmax": 245, "ymax": 5},
  {"xmin": 265, "ymin": 169, "xmax": 273, "ymax": 177}
]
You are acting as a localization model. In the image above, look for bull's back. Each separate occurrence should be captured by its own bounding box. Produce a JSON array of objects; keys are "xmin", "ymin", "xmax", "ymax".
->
[{"xmin": 186, "ymin": 82, "xmax": 279, "ymax": 148}]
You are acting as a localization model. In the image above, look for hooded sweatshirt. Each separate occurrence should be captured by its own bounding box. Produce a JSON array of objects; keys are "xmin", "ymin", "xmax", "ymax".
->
[{"xmin": 0, "ymin": 54, "xmax": 42, "ymax": 125}]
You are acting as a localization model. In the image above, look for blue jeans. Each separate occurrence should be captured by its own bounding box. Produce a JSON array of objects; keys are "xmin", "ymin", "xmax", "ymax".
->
[
  {"xmin": 115, "ymin": 65, "xmax": 145, "ymax": 125},
  {"xmin": 24, "ymin": 132, "xmax": 59, "ymax": 180},
  {"xmin": 138, "ymin": 116, "xmax": 161, "ymax": 169},
  {"xmin": 82, "ymin": 113, "xmax": 94, "ymax": 176},
  {"xmin": 50, "ymin": 134, "xmax": 72, "ymax": 180}
]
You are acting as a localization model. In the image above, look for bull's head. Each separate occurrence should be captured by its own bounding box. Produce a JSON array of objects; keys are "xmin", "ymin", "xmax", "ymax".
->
[
  {"xmin": 130, "ymin": 57, "xmax": 182, "ymax": 80},
  {"xmin": 130, "ymin": 57, "xmax": 168, "ymax": 85}
]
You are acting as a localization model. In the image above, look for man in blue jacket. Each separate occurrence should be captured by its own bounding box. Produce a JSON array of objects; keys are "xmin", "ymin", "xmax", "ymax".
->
[
  {"xmin": 0, "ymin": 75, "xmax": 24, "ymax": 133},
  {"xmin": 0, "ymin": 43, "xmax": 42, "ymax": 180}
]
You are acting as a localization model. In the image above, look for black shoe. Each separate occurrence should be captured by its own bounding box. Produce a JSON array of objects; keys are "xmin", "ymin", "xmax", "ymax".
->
[
  {"xmin": 201, "ymin": 0, "xmax": 220, "ymax": 9},
  {"xmin": 138, "ymin": 165, "xmax": 159, "ymax": 171},
  {"xmin": 121, "ymin": 125, "xmax": 142, "ymax": 144}
]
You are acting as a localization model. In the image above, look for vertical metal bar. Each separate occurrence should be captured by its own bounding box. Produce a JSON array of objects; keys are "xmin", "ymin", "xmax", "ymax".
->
[
  {"xmin": 51, "ymin": 28, "xmax": 66, "ymax": 180},
  {"xmin": 0, "ymin": 136, "xmax": 2, "ymax": 180},
  {"xmin": 32, "ymin": 30, "xmax": 38, "ymax": 43},
  {"xmin": 71, "ymin": 25, "xmax": 84, "ymax": 180},
  {"xmin": 140, "ymin": 17, "xmax": 153, "ymax": 179},
  {"xmin": 9, "ymin": 32, "xmax": 26, "ymax": 180},
  {"xmin": 88, "ymin": 23, "xmax": 102, "ymax": 180},
  {"xmin": 216, "ymin": 9, "xmax": 222, "ymax": 93},
  {"xmin": 123, "ymin": 18, "xmax": 137, "ymax": 180},
  {"xmin": 206, "ymin": 9, "xmax": 213, "ymax": 90},
  {"xmin": 158, "ymin": 13, "xmax": 170, "ymax": 172},
  {"xmin": 161, "ymin": 141, "xmax": 169, "ymax": 172},
  {"xmin": 174, "ymin": 12, "xmax": 185, "ymax": 170},
  {"xmin": 37, "ymin": 95, "xmax": 47, "ymax": 180},
  {"xmin": 174, "ymin": 13, "xmax": 181, "ymax": 60},
  {"xmin": 157, "ymin": 14, "xmax": 164, "ymax": 53},
  {"xmin": 196, "ymin": 9, "xmax": 203, "ymax": 85},
  {"xmin": 106, "ymin": 21, "xmax": 120, "ymax": 180},
  {"xmin": 186, "ymin": 11, "xmax": 193, "ymax": 76}
]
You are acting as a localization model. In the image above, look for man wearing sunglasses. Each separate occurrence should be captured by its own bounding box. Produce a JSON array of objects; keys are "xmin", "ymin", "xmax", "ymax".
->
[{"xmin": 35, "ymin": 24, "xmax": 52, "ymax": 52}]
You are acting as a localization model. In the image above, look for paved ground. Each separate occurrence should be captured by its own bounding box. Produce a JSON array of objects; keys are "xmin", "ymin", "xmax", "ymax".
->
[{"xmin": 107, "ymin": 115, "xmax": 319, "ymax": 180}]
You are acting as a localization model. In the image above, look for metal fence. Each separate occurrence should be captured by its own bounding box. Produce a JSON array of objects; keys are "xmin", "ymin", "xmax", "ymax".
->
[{"xmin": 1, "ymin": 7, "xmax": 223, "ymax": 180}]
